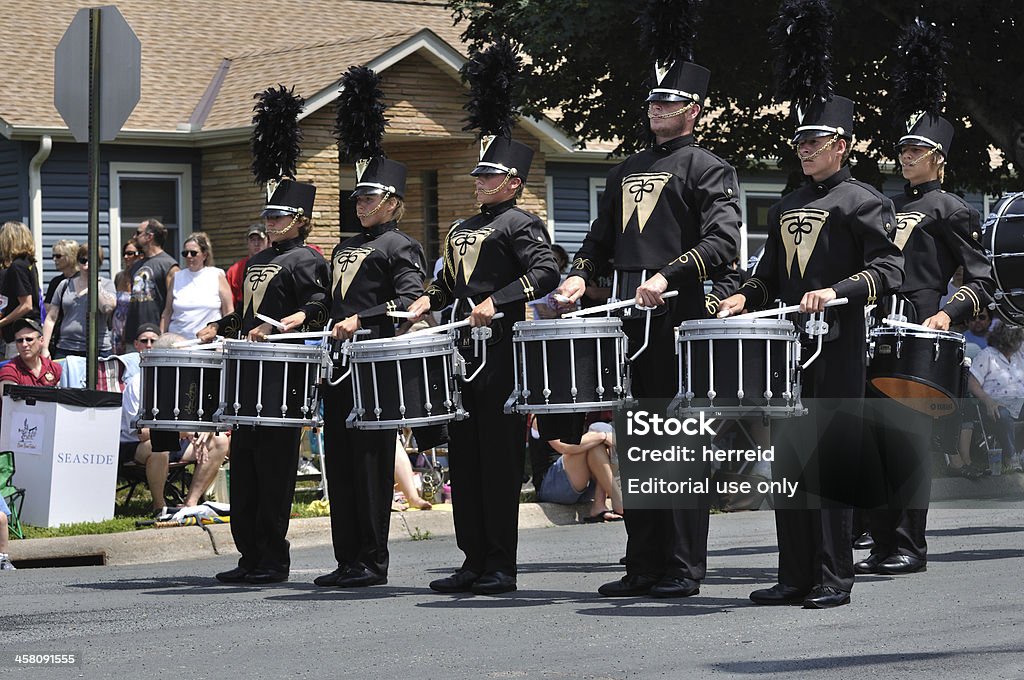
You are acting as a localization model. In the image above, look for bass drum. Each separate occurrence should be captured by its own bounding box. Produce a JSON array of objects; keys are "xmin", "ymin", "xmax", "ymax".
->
[{"xmin": 983, "ymin": 192, "xmax": 1024, "ymax": 326}]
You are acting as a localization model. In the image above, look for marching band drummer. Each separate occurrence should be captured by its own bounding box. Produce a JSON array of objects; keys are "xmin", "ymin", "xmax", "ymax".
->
[
  {"xmin": 199, "ymin": 86, "xmax": 330, "ymax": 585},
  {"xmin": 856, "ymin": 24, "xmax": 995, "ymax": 578},
  {"xmin": 555, "ymin": 25, "xmax": 742, "ymax": 598},
  {"xmin": 717, "ymin": 92, "xmax": 904, "ymax": 608},
  {"xmin": 407, "ymin": 41, "xmax": 559, "ymax": 596},
  {"xmin": 314, "ymin": 66, "xmax": 428, "ymax": 589}
]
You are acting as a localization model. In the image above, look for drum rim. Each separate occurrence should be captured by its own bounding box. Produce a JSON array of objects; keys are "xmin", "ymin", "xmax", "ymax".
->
[
  {"xmin": 678, "ymin": 318, "xmax": 797, "ymax": 329},
  {"xmin": 513, "ymin": 317, "xmax": 622, "ymax": 329},
  {"xmin": 348, "ymin": 333, "xmax": 455, "ymax": 351},
  {"xmin": 141, "ymin": 349, "xmax": 224, "ymax": 365},
  {"xmin": 869, "ymin": 327, "xmax": 966, "ymax": 343},
  {"xmin": 987, "ymin": 193, "xmax": 1024, "ymax": 320},
  {"xmin": 223, "ymin": 339, "xmax": 326, "ymax": 358}
]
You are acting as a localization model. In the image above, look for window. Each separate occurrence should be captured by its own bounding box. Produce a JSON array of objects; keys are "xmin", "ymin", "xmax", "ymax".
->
[
  {"xmin": 740, "ymin": 183, "xmax": 784, "ymax": 268},
  {"xmin": 109, "ymin": 163, "xmax": 192, "ymax": 274},
  {"xmin": 422, "ymin": 170, "xmax": 440, "ymax": 265}
]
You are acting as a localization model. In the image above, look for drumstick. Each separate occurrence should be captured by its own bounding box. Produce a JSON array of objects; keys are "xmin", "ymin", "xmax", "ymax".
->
[
  {"xmin": 256, "ymin": 313, "xmax": 288, "ymax": 330},
  {"xmin": 563, "ymin": 290, "xmax": 679, "ymax": 318},
  {"xmin": 173, "ymin": 338, "xmax": 223, "ymax": 349},
  {"xmin": 387, "ymin": 311, "xmax": 417, "ymax": 319},
  {"xmin": 263, "ymin": 330, "xmax": 334, "ymax": 341},
  {"xmin": 407, "ymin": 312, "xmax": 505, "ymax": 336},
  {"xmin": 882, "ymin": 317, "xmax": 948, "ymax": 334},
  {"xmin": 728, "ymin": 297, "xmax": 849, "ymax": 319}
]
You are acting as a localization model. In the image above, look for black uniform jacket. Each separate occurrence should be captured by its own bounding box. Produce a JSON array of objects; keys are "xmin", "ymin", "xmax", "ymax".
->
[
  {"xmin": 891, "ymin": 180, "xmax": 993, "ymax": 322},
  {"xmin": 215, "ymin": 236, "xmax": 330, "ymax": 337},
  {"xmin": 330, "ymin": 221, "xmax": 427, "ymax": 338},
  {"xmin": 425, "ymin": 199, "xmax": 559, "ymax": 316},
  {"xmin": 567, "ymin": 134, "xmax": 741, "ymax": 316},
  {"xmin": 740, "ymin": 167, "xmax": 904, "ymax": 310}
]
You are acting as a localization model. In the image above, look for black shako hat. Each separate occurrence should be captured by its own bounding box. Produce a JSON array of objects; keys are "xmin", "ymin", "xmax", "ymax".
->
[
  {"xmin": 470, "ymin": 136, "xmax": 534, "ymax": 183},
  {"xmin": 898, "ymin": 113, "xmax": 954, "ymax": 158},
  {"xmin": 793, "ymin": 95, "xmax": 854, "ymax": 143},
  {"xmin": 261, "ymin": 179, "xmax": 316, "ymax": 218},
  {"xmin": 646, "ymin": 61, "xmax": 710, "ymax": 103},
  {"xmin": 351, "ymin": 157, "xmax": 407, "ymax": 199}
]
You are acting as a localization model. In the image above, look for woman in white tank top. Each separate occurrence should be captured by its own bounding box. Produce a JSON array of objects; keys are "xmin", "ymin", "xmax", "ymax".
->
[{"xmin": 161, "ymin": 232, "xmax": 233, "ymax": 338}]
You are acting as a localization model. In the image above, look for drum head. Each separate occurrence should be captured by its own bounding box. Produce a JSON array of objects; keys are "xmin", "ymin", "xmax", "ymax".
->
[
  {"xmin": 869, "ymin": 376, "xmax": 957, "ymax": 416},
  {"xmin": 985, "ymin": 192, "xmax": 1024, "ymax": 326}
]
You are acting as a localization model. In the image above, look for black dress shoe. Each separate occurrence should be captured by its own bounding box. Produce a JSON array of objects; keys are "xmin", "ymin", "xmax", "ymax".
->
[
  {"xmin": 852, "ymin": 532, "xmax": 875, "ymax": 550},
  {"xmin": 314, "ymin": 567, "xmax": 349, "ymax": 587},
  {"xmin": 878, "ymin": 554, "xmax": 926, "ymax": 575},
  {"xmin": 244, "ymin": 569, "xmax": 289, "ymax": 584},
  {"xmin": 215, "ymin": 566, "xmax": 250, "ymax": 583},
  {"xmin": 749, "ymin": 583, "xmax": 810, "ymax": 605},
  {"xmin": 337, "ymin": 569, "xmax": 388, "ymax": 588},
  {"xmin": 649, "ymin": 577, "xmax": 700, "ymax": 598},
  {"xmin": 429, "ymin": 569, "xmax": 480, "ymax": 593},
  {"xmin": 802, "ymin": 585, "xmax": 850, "ymax": 609},
  {"xmin": 471, "ymin": 571, "xmax": 517, "ymax": 595},
  {"xmin": 598, "ymin": 574, "xmax": 659, "ymax": 597},
  {"xmin": 854, "ymin": 553, "xmax": 886, "ymax": 575}
]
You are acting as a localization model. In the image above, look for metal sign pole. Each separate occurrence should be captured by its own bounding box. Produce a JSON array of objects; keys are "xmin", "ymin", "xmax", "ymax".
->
[{"xmin": 86, "ymin": 7, "xmax": 101, "ymax": 390}]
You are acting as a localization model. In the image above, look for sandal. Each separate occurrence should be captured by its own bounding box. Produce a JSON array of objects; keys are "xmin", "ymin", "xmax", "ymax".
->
[{"xmin": 583, "ymin": 510, "xmax": 624, "ymax": 523}]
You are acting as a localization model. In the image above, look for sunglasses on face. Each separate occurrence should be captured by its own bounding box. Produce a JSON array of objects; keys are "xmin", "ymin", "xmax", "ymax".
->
[
  {"xmin": 15, "ymin": 336, "xmax": 40, "ymax": 344},
  {"xmin": 124, "ymin": 250, "xmax": 139, "ymax": 257},
  {"xmin": 52, "ymin": 254, "xmax": 64, "ymax": 260},
  {"xmin": 137, "ymin": 337, "xmax": 157, "ymax": 345},
  {"xmin": 182, "ymin": 249, "xmax": 201, "ymax": 258},
  {"xmin": 78, "ymin": 257, "xmax": 89, "ymax": 265}
]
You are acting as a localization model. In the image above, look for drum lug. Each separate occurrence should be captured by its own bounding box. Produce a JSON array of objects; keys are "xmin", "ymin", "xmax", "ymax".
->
[
  {"xmin": 896, "ymin": 338, "xmax": 902, "ymax": 359},
  {"xmin": 804, "ymin": 319, "xmax": 829, "ymax": 336},
  {"xmin": 934, "ymin": 339, "xmax": 941, "ymax": 362}
]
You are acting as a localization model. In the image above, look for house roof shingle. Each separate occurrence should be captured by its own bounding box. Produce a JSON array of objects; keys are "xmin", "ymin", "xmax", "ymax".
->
[{"xmin": 1, "ymin": 0, "xmax": 462, "ymax": 135}]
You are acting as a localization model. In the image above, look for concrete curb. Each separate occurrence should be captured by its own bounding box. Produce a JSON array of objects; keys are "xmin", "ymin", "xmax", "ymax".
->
[
  {"xmin": 8, "ymin": 475, "xmax": 1021, "ymax": 567},
  {"xmin": 7, "ymin": 502, "xmax": 586, "ymax": 567}
]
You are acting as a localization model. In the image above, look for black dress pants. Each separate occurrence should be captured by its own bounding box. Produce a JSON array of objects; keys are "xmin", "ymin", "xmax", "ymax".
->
[
  {"xmin": 323, "ymin": 382, "xmax": 396, "ymax": 576},
  {"xmin": 229, "ymin": 425, "xmax": 301, "ymax": 574}
]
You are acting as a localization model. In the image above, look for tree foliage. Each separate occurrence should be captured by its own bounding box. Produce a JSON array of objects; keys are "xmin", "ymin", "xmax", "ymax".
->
[{"xmin": 447, "ymin": 0, "xmax": 1022, "ymax": 194}]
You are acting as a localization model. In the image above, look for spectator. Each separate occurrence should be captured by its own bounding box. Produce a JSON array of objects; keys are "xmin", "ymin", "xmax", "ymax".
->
[
  {"xmin": 111, "ymin": 240, "xmax": 142, "ymax": 353},
  {"xmin": 161, "ymin": 232, "xmax": 232, "ymax": 338},
  {"xmin": 393, "ymin": 437, "xmax": 432, "ymax": 511},
  {"xmin": 225, "ymin": 224, "xmax": 269, "ymax": 311},
  {"xmin": 968, "ymin": 322, "xmax": 1024, "ymax": 472},
  {"xmin": 44, "ymin": 239, "xmax": 80, "ymax": 355},
  {"xmin": 535, "ymin": 417, "xmax": 623, "ymax": 522},
  {"xmin": 0, "ymin": 494, "xmax": 15, "ymax": 570},
  {"xmin": 963, "ymin": 308, "xmax": 993, "ymax": 358},
  {"xmin": 124, "ymin": 218, "xmax": 179, "ymax": 343},
  {"xmin": 0, "ymin": 319, "xmax": 61, "ymax": 389},
  {"xmin": 41, "ymin": 244, "xmax": 117, "ymax": 359},
  {"xmin": 0, "ymin": 221, "xmax": 42, "ymax": 359},
  {"xmin": 119, "ymin": 328, "xmax": 229, "ymax": 516}
]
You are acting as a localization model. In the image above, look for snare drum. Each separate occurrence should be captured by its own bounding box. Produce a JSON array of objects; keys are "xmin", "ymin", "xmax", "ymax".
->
[
  {"xmin": 983, "ymin": 192, "xmax": 1024, "ymax": 326},
  {"xmin": 671, "ymin": 318, "xmax": 804, "ymax": 418},
  {"xmin": 218, "ymin": 340, "xmax": 327, "ymax": 428},
  {"xmin": 868, "ymin": 326, "xmax": 966, "ymax": 416},
  {"xmin": 345, "ymin": 332, "xmax": 465, "ymax": 429},
  {"xmin": 137, "ymin": 348, "xmax": 227, "ymax": 432},
  {"xmin": 506, "ymin": 317, "xmax": 628, "ymax": 414}
]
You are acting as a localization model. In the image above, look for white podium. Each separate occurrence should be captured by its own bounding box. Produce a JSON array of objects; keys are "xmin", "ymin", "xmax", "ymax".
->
[{"xmin": 0, "ymin": 386, "xmax": 122, "ymax": 527}]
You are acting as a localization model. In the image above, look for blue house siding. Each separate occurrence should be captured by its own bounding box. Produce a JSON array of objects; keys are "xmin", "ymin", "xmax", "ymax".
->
[
  {"xmin": 33, "ymin": 142, "xmax": 202, "ymax": 282},
  {"xmin": 0, "ymin": 136, "xmax": 26, "ymax": 223},
  {"xmin": 548, "ymin": 161, "xmax": 615, "ymax": 257}
]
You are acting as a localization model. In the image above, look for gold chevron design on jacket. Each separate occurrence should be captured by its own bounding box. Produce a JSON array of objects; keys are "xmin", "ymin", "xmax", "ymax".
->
[
  {"xmin": 893, "ymin": 211, "xmax": 928, "ymax": 251},
  {"xmin": 621, "ymin": 172, "xmax": 673, "ymax": 234},
  {"xmin": 780, "ymin": 208, "xmax": 829, "ymax": 277},
  {"xmin": 243, "ymin": 263, "xmax": 283, "ymax": 317},
  {"xmin": 449, "ymin": 227, "xmax": 495, "ymax": 284},
  {"xmin": 332, "ymin": 246, "xmax": 376, "ymax": 299}
]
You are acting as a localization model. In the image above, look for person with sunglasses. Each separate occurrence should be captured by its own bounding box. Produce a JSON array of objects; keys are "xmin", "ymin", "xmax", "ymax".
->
[
  {"xmin": 0, "ymin": 318, "xmax": 61, "ymax": 389},
  {"xmin": 124, "ymin": 218, "xmax": 179, "ymax": 343},
  {"xmin": 111, "ymin": 242, "xmax": 141, "ymax": 353},
  {"xmin": 160, "ymin": 232, "xmax": 233, "ymax": 338},
  {"xmin": 41, "ymin": 244, "xmax": 116, "ymax": 359}
]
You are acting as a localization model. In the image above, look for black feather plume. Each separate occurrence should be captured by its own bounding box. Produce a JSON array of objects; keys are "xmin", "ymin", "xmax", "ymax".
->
[
  {"xmin": 891, "ymin": 20, "xmax": 949, "ymax": 124},
  {"xmin": 638, "ymin": 0, "xmax": 700, "ymax": 67},
  {"xmin": 251, "ymin": 85, "xmax": 305, "ymax": 185},
  {"xmin": 334, "ymin": 65, "xmax": 388, "ymax": 163},
  {"xmin": 769, "ymin": 0, "xmax": 835, "ymax": 112},
  {"xmin": 461, "ymin": 38, "xmax": 522, "ymax": 139}
]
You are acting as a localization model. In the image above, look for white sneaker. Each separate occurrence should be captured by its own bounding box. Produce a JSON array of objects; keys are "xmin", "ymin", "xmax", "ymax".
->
[{"xmin": 0, "ymin": 555, "xmax": 16, "ymax": 570}]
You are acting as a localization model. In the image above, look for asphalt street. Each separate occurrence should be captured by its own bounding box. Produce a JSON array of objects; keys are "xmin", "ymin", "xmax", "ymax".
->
[{"xmin": 3, "ymin": 506, "xmax": 1024, "ymax": 680}]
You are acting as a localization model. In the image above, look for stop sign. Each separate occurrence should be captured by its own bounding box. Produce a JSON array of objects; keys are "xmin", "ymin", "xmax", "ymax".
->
[{"xmin": 54, "ymin": 6, "xmax": 141, "ymax": 143}]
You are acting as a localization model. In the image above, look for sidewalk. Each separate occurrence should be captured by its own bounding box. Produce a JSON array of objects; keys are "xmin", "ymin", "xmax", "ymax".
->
[{"xmin": 7, "ymin": 473, "xmax": 1023, "ymax": 567}]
